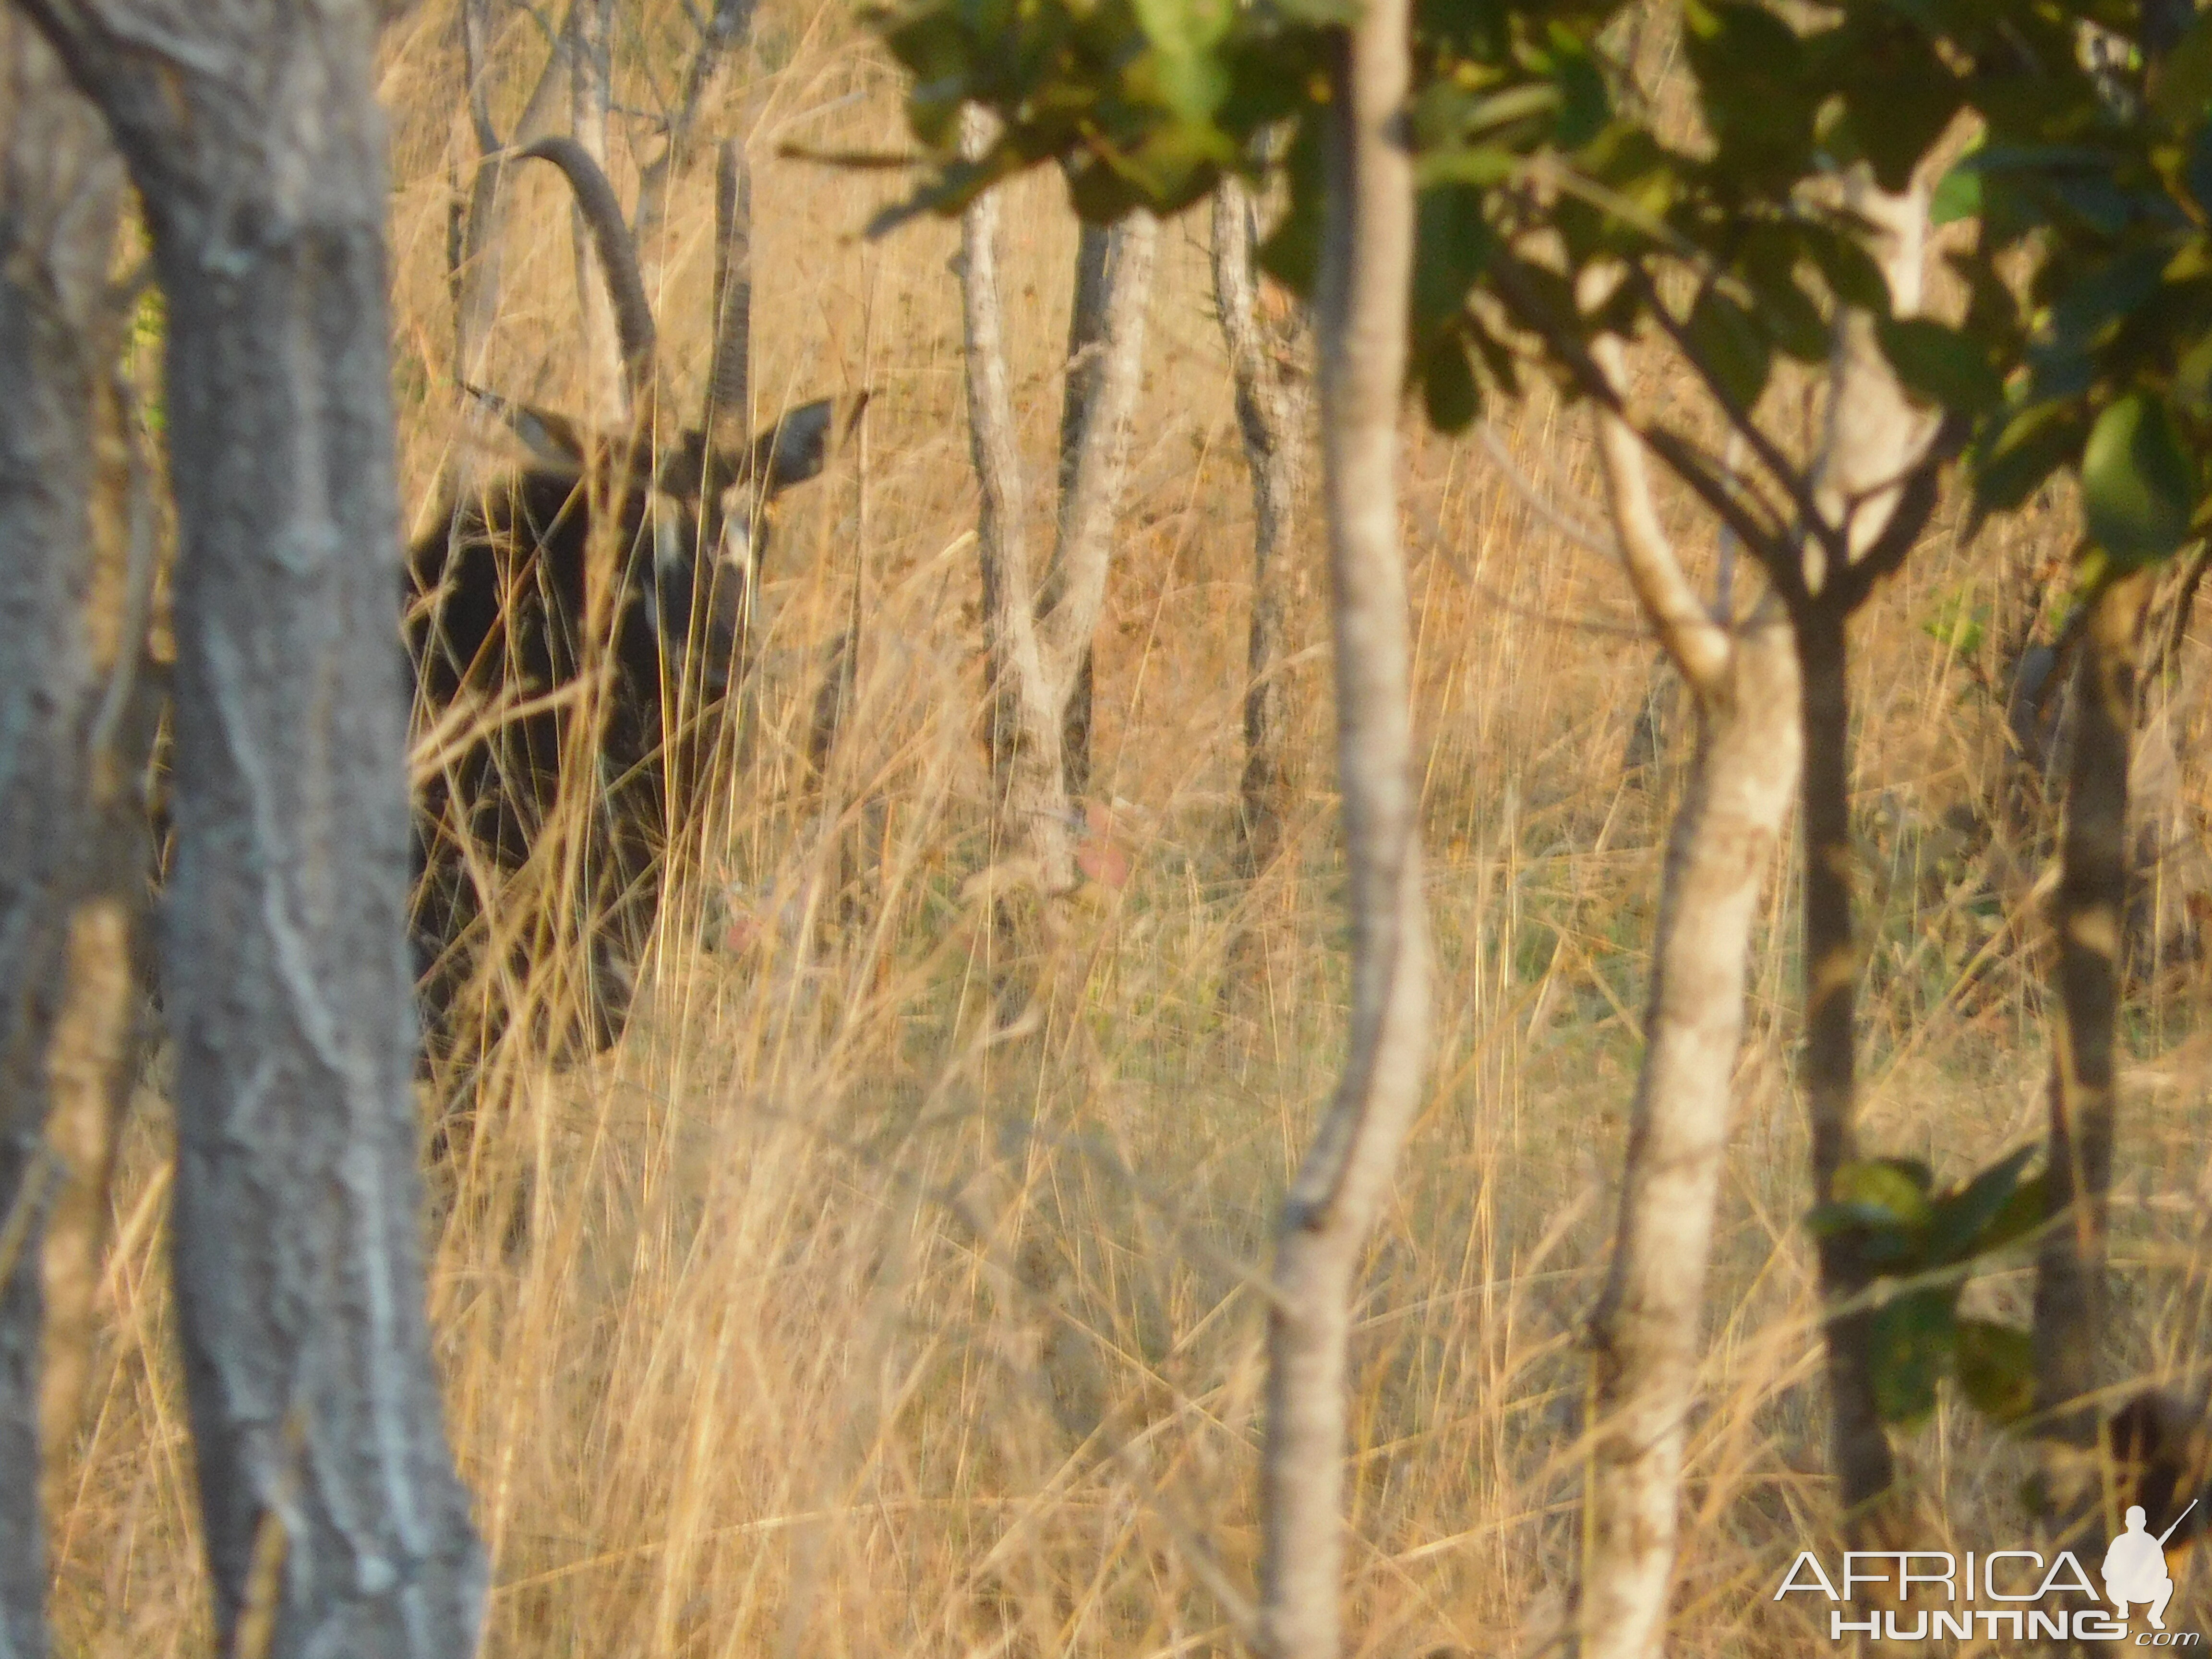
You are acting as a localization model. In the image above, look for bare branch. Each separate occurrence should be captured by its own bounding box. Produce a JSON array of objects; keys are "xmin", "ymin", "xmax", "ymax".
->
[{"xmin": 1583, "ymin": 331, "xmax": 1732, "ymax": 694}]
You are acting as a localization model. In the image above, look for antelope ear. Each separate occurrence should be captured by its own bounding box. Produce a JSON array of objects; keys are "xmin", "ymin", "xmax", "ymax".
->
[
  {"xmin": 750, "ymin": 392, "xmax": 871, "ymax": 497},
  {"xmin": 460, "ymin": 383, "xmax": 588, "ymax": 477}
]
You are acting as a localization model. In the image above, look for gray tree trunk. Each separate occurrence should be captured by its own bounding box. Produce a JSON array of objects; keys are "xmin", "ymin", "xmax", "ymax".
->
[
  {"xmin": 0, "ymin": 19, "xmax": 130, "ymax": 1656},
  {"xmin": 2035, "ymin": 572, "xmax": 2151, "ymax": 1482},
  {"xmin": 1574, "ymin": 329, "xmax": 1802, "ymax": 1659},
  {"xmin": 1254, "ymin": 7, "xmax": 1431, "ymax": 1659},
  {"xmin": 1044, "ymin": 216, "xmax": 1155, "ymax": 804},
  {"xmin": 1210, "ymin": 177, "xmax": 1308, "ymax": 879},
  {"xmin": 1794, "ymin": 174, "xmax": 1937, "ymax": 1546},
  {"xmin": 15, "ymin": 4, "xmax": 488, "ymax": 1654}
]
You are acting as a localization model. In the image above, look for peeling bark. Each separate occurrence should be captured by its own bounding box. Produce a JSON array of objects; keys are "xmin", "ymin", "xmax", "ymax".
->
[{"xmin": 1254, "ymin": 8, "xmax": 1430, "ymax": 1659}]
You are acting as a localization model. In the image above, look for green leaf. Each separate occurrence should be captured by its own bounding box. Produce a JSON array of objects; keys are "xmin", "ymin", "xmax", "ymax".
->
[
  {"xmin": 1130, "ymin": 0, "xmax": 1231, "ymax": 60},
  {"xmin": 1740, "ymin": 229, "xmax": 1829, "ymax": 362},
  {"xmin": 1831, "ymin": 1157, "xmax": 1935, "ymax": 1226},
  {"xmin": 2177, "ymin": 332, "xmax": 2212, "ymax": 417},
  {"xmin": 1798, "ymin": 222, "xmax": 1891, "ymax": 313},
  {"xmin": 2153, "ymin": 11, "xmax": 2212, "ymax": 129},
  {"xmin": 1976, "ymin": 1174, "xmax": 2048, "ymax": 1261},
  {"xmin": 1550, "ymin": 28, "xmax": 1611, "ymax": 149},
  {"xmin": 1932, "ymin": 158, "xmax": 1983, "ymax": 226},
  {"xmin": 1413, "ymin": 183, "xmax": 1497, "ymax": 329},
  {"xmin": 1684, "ymin": 288, "xmax": 1771, "ymax": 409},
  {"xmin": 1415, "ymin": 146, "xmax": 1522, "ymax": 191},
  {"xmin": 1923, "ymin": 1143, "xmax": 2038, "ymax": 1266},
  {"xmin": 1954, "ymin": 1319, "xmax": 2036, "ymax": 1425},
  {"xmin": 1868, "ymin": 1287, "xmax": 1956, "ymax": 1427},
  {"xmin": 1973, "ymin": 399, "xmax": 2088, "ymax": 517},
  {"xmin": 2083, "ymin": 390, "xmax": 2197, "ymax": 564},
  {"xmin": 1877, "ymin": 317, "xmax": 2005, "ymax": 414}
]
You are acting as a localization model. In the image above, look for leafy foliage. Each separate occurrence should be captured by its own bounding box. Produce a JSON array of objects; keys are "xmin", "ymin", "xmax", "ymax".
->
[
  {"xmin": 1941, "ymin": 9, "xmax": 2212, "ymax": 579},
  {"xmin": 1805, "ymin": 1145, "xmax": 2045, "ymax": 1426}
]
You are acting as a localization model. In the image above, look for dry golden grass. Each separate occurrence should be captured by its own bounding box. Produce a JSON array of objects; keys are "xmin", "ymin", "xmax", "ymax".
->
[{"xmin": 44, "ymin": 2, "xmax": 2212, "ymax": 1653}]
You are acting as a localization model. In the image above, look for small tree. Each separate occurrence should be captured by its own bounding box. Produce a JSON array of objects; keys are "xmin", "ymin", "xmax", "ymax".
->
[
  {"xmin": 1930, "ymin": 0, "xmax": 2212, "ymax": 1547},
  {"xmin": 955, "ymin": 113, "xmax": 1157, "ymax": 948}
]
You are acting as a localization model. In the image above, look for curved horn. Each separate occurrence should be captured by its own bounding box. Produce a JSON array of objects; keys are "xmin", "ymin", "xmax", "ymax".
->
[
  {"xmin": 704, "ymin": 137, "xmax": 752, "ymax": 457},
  {"xmin": 519, "ymin": 135, "xmax": 656, "ymax": 409}
]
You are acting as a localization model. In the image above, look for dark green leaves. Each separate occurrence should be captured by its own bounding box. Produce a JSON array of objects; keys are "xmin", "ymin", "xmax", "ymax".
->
[
  {"xmin": 1806, "ymin": 1145, "xmax": 2044, "ymax": 1428},
  {"xmin": 1868, "ymin": 1289, "xmax": 1955, "ymax": 1426},
  {"xmin": 2083, "ymin": 390, "xmax": 2199, "ymax": 563},
  {"xmin": 1954, "ymin": 1320, "xmax": 2037, "ymax": 1425},
  {"xmin": 1877, "ymin": 318, "xmax": 2005, "ymax": 416},
  {"xmin": 1942, "ymin": 8, "xmax": 2212, "ymax": 578}
]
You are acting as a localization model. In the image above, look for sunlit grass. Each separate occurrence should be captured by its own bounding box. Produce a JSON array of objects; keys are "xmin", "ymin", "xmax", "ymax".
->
[{"xmin": 42, "ymin": 1, "xmax": 2212, "ymax": 1654}]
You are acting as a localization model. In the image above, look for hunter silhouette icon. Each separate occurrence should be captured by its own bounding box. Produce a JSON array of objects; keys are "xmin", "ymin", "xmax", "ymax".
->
[{"xmin": 2106, "ymin": 1500, "xmax": 2198, "ymax": 1629}]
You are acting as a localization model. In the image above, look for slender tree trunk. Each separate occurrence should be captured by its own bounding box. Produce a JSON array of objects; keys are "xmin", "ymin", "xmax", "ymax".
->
[
  {"xmin": 958, "ymin": 122, "xmax": 1075, "ymax": 900},
  {"xmin": 706, "ymin": 138, "xmax": 753, "ymax": 447},
  {"xmin": 1797, "ymin": 169, "xmax": 1935, "ymax": 1545},
  {"xmin": 0, "ymin": 22, "xmax": 129, "ymax": 1654},
  {"xmin": 958, "ymin": 116, "xmax": 1155, "ymax": 929},
  {"xmin": 2035, "ymin": 573, "xmax": 2151, "ymax": 1448},
  {"xmin": 1575, "ymin": 314, "xmax": 1796, "ymax": 1659},
  {"xmin": 1211, "ymin": 176, "xmax": 1307, "ymax": 879},
  {"xmin": 1574, "ymin": 326, "xmax": 1801, "ymax": 1659},
  {"xmin": 17, "ymin": 5, "xmax": 488, "ymax": 1653},
  {"xmin": 1255, "ymin": 6, "xmax": 1430, "ymax": 1657},
  {"xmin": 1580, "ymin": 612, "xmax": 1797, "ymax": 1659},
  {"xmin": 1794, "ymin": 604, "xmax": 1899, "ymax": 1521},
  {"xmin": 1046, "ymin": 215, "xmax": 1156, "ymax": 804},
  {"xmin": 1056, "ymin": 227, "xmax": 1107, "ymax": 799}
]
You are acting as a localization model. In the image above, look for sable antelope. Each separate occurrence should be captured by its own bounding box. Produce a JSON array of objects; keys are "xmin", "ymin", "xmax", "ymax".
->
[{"xmin": 408, "ymin": 135, "xmax": 857, "ymax": 1066}]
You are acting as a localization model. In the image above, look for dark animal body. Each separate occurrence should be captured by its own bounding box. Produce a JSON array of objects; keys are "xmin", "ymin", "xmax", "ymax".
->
[{"xmin": 406, "ymin": 135, "xmax": 850, "ymax": 1069}]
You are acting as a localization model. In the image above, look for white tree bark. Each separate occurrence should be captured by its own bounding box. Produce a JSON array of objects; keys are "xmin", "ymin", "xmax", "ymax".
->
[
  {"xmin": 957, "ymin": 114, "xmax": 1156, "ymax": 923},
  {"xmin": 16, "ymin": 3, "xmax": 489, "ymax": 1652},
  {"xmin": 1254, "ymin": 5, "xmax": 1430, "ymax": 1657},
  {"xmin": 1044, "ymin": 215, "xmax": 1157, "ymax": 799},
  {"xmin": 1575, "ymin": 338, "xmax": 1802, "ymax": 1659}
]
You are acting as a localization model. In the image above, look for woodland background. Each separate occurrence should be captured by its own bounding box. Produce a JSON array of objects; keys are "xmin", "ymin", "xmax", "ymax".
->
[{"xmin": 33, "ymin": 0, "xmax": 2212, "ymax": 1654}]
